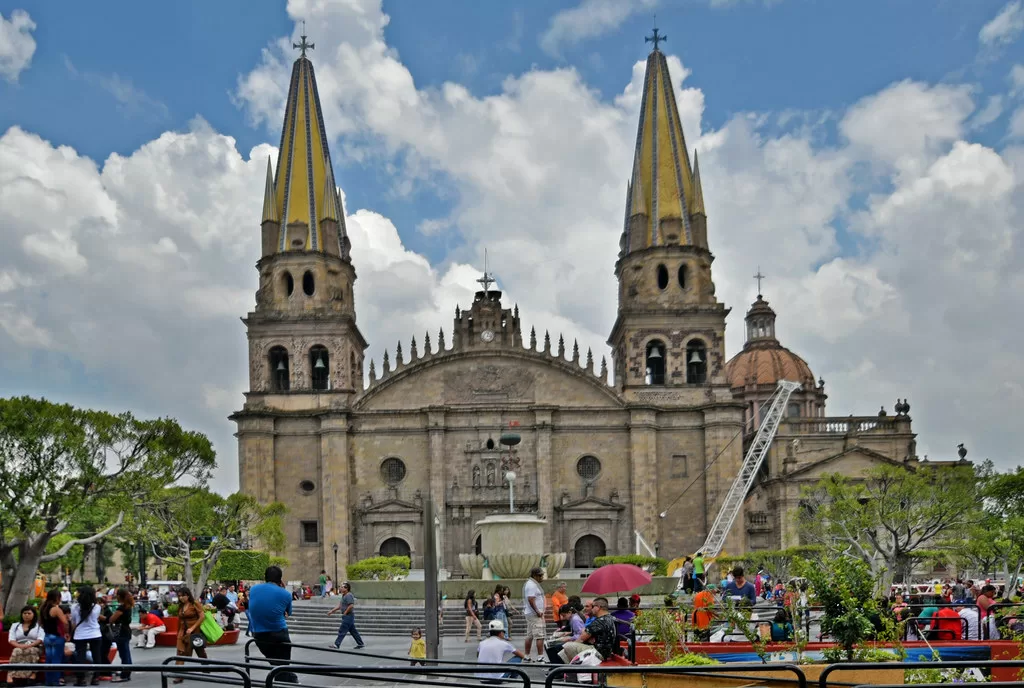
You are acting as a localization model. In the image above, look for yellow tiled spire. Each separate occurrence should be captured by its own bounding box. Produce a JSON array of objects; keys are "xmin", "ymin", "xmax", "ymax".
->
[
  {"xmin": 692, "ymin": 149, "xmax": 705, "ymax": 216},
  {"xmin": 270, "ymin": 40, "xmax": 337, "ymax": 252},
  {"xmin": 320, "ymin": 170, "xmax": 340, "ymax": 222},
  {"xmin": 261, "ymin": 157, "xmax": 278, "ymax": 223},
  {"xmin": 624, "ymin": 39, "xmax": 698, "ymax": 248}
]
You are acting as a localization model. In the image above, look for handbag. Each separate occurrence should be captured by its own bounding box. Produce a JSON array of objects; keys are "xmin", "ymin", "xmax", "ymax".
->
[
  {"xmin": 199, "ymin": 611, "xmax": 224, "ymax": 644},
  {"xmin": 190, "ymin": 632, "xmax": 207, "ymax": 650}
]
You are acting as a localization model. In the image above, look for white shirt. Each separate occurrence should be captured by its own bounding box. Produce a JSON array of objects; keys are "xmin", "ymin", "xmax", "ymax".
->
[
  {"xmin": 71, "ymin": 603, "xmax": 102, "ymax": 640},
  {"xmin": 60, "ymin": 591, "xmax": 72, "ymax": 604},
  {"xmin": 523, "ymin": 579, "xmax": 544, "ymax": 618},
  {"xmin": 8, "ymin": 623, "xmax": 43, "ymax": 643},
  {"xmin": 476, "ymin": 636, "xmax": 517, "ymax": 680}
]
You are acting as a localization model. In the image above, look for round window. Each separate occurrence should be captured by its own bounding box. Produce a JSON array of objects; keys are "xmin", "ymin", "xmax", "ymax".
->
[
  {"xmin": 380, "ymin": 457, "xmax": 407, "ymax": 485},
  {"xmin": 576, "ymin": 456, "xmax": 601, "ymax": 482},
  {"xmin": 299, "ymin": 480, "xmax": 315, "ymax": 494}
]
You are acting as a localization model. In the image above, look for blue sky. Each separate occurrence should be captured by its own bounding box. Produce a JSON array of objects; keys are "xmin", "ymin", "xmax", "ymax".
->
[
  {"xmin": 3, "ymin": 0, "xmax": 1018, "ymax": 265},
  {"xmin": 1, "ymin": 0, "xmax": 1022, "ymax": 489}
]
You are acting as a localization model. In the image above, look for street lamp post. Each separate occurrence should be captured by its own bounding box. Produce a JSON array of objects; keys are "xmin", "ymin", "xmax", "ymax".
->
[{"xmin": 332, "ymin": 543, "xmax": 339, "ymax": 586}]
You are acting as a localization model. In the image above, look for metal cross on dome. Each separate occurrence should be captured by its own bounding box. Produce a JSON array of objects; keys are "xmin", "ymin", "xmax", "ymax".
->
[
  {"xmin": 754, "ymin": 267, "xmax": 766, "ymax": 296},
  {"xmin": 293, "ymin": 21, "xmax": 315, "ymax": 57}
]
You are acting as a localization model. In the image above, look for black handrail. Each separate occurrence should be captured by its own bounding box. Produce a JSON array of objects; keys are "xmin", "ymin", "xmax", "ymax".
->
[
  {"xmin": 264, "ymin": 663, "xmax": 532, "ymax": 688},
  {"xmin": 543, "ymin": 662, "xmax": 808, "ymax": 688},
  {"xmin": 1, "ymin": 662, "xmax": 250, "ymax": 688},
  {"xmin": 818, "ymin": 660, "xmax": 1024, "ymax": 688}
]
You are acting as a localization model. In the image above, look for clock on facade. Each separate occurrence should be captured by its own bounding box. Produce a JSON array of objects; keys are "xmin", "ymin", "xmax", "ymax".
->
[{"xmin": 480, "ymin": 330, "xmax": 495, "ymax": 342}]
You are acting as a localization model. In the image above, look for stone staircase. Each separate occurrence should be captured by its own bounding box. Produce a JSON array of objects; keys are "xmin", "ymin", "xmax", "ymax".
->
[{"xmin": 247, "ymin": 600, "xmax": 532, "ymax": 637}]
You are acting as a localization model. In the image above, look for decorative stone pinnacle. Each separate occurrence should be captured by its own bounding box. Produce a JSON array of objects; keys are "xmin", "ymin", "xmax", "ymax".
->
[
  {"xmin": 558, "ymin": 335, "xmax": 565, "ymax": 358},
  {"xmin": 530, "ymin": 326, "xmax": 537, "ymax": 349}
]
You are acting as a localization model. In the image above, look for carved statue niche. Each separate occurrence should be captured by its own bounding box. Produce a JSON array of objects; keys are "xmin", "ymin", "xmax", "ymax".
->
[
  {"xmin": 472, "ymin": 466, "xmax": 481, "ymax": 488},
  {"xmin": 486, "ymin": 463, "xmax": 495, "ymax": 486}
]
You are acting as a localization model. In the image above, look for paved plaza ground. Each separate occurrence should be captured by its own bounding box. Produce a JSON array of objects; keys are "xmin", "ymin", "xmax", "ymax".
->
[{"xmin": 65, "ymin": 632, "xmax": 548, "ymax": 688}]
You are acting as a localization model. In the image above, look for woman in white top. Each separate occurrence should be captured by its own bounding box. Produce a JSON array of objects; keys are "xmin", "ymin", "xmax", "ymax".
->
[
  {"xmin": 70, "ymin": 587, "xmax": 103, "ymax": 687},
  {"xmin": 7, "ymin": 605, "xmax": 44, "ymax": 683}
]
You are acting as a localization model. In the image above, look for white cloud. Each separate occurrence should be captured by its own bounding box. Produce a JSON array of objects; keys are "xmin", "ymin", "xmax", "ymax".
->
[
  {"xmin": 1010, "ymin": 107, "xmax": 1024, "ymax": 138},
  {"xmin": 970, "ymin": 95, "xmax": 1004, "ymax": 130},
  {"xmin": 980, "ymin": 1, "xmax": 1024, "ymax": 47},
  {"xmin": 0, "ymin": 9, "xmax": 36, "ymax": 82},
  {"xmin": 3, "ymin": 0, "xmax": 1024, "ymax": 497},
  {"xmin": 540, "ymin": 0, "xmax": 657, "ymax": 57},
  {"xmin": 1010, "ymin": 64, "xmax": 1024, "ymax": 96}
]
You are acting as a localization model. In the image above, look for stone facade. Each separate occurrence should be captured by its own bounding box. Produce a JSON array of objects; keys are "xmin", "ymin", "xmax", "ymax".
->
[{"xmin": 231, "ymin": 42, "xmax": 929, "ymax": 585}]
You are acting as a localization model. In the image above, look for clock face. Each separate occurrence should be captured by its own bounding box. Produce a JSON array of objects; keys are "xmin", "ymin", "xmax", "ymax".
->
[{"xmin": 481, "ymin": 329, "xmax": 495, "ymax": 342}]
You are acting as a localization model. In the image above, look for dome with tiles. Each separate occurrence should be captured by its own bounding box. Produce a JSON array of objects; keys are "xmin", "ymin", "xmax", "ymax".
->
[{"xmin": 724, "ymin": 295, "xmax": 817, "ymax": 390}]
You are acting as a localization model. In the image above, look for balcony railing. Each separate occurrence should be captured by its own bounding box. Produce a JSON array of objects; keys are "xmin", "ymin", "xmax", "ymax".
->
[{"xmin": 782, "ymin": 416, "xmax": 904, "ymax": 435}]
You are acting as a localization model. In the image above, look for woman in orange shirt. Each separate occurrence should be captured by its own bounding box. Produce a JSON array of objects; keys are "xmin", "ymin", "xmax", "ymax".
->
[
  {"xmin": 550, "ymin": 582, "xmax": 568, "ymax": 625},
  {"xmin": 691, "ymin": 584, "xmax": 718, "ymax": 641}
]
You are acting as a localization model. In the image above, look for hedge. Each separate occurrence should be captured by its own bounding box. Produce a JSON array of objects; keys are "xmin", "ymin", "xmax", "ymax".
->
[
  {"xmin": 210, "ymin": 550, "xmax": 270, "ymax": 581},
  {"xmin": 593, "ymin": 555, "xmax": 668, "ymax": 576},
  {"xmin": 346, "ymin": 555, "xmax": 411, "ymax": 581}
]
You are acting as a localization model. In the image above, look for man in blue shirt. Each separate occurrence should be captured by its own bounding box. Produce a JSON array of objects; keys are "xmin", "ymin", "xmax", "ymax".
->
[
  {"xmin": 248, "ymin": 566, "xmax": 297, "ymax": 683},
  {"xmin": 722, "ymin": 566, "xmax": 758, "ymax": 606}
]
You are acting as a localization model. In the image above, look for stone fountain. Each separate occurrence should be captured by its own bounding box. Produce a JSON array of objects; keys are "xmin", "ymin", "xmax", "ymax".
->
[{"xmin": 458, "ymin": 428, "xmax": 567, "ymax": 579}]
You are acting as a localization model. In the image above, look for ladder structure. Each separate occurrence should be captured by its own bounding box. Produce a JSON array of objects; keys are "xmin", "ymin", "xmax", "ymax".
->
[{"xmin": 698, "ymin": 380, "xmax": 802, "ymax": 558}]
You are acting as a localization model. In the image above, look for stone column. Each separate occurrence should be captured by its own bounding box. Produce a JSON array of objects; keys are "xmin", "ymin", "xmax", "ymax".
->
[
  {"xmin": 628, "ymin": 408, "xmax": 658, "ymax": 552},
  {"xmin": 533, "ymin": 408, "xmax": 554, "ymax": 551},
  {"xmin": 427, "ymin": 407, "xmax": 447, "ymax": 568},
  {"xmin": 319, "ymin": 412, "xmax": 350, "ymax": 577}
]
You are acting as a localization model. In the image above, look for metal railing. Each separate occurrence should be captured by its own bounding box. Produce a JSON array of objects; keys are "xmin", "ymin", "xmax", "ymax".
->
[
  {"xmin": 265, "ymin": 663, "xmax": 532, "ymax": 688},
  {"xmin": 819, "ymin": 660, "xmax": 1024, "ymax": 688},
  {"xmin": 1, "ymin": 662, "xmax": 250, "ymax": 688},
  {"xmin": 543, "ymin": 662, "xmax": 808, "ymax": 688}
]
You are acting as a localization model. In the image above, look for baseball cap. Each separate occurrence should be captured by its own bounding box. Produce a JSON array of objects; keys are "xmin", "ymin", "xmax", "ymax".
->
[{"xmin": 488, "ymin": 620, "xmax": 505, "ymax": 632}]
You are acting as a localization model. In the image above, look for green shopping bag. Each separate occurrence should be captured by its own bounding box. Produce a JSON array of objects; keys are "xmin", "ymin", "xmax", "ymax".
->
[{"xmin": 200, "ymin": 611, "xmax": 224, "ymax": 644}]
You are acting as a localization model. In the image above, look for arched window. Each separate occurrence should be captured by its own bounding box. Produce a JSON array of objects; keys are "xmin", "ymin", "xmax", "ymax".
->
[
  {"xmin": 281, "ymin": 271, "xmax": 294, "ymax": 297},
  {"xmin": 302, "ymin": 270, "xmax": 315, "ymax": 296},
  {"xmin": 645, "ymin": 340, "xmax": 666, "ymax": 385},
  {"xmin": 787, "ymin": 402, "xmax": 801, "ymax": 418},
  {"xmin": 678, "ymin": 264, "xmax": 687, "ymax": 289},
  {"xmin": 686, "ymin": 340, "xmax": 707, "ymax": 384},
  {"xmin": 379, "ymin": 537, "xmax": 411, "ymax": 559},
  {"xmin": 656, "ymin": 264, "xmax": 669, "ymax": 290},
  {"xmin": 574, "ymin": 535, "xmax": 606, "ymax": 568},
  {"xmin": 269, "ymin": 346, "xmax": 290, "ymax": 392},
  {"xmin": 310, "ymin": 345, "xmax": 330, "ymax": 390}
]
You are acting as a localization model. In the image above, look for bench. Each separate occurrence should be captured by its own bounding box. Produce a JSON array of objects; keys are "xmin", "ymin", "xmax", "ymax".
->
[{"xmin": 153, "ymin": 617, "xmax": 240, "ymax": 647}]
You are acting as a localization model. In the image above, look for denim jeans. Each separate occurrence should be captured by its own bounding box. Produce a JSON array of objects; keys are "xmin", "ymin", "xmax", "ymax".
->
[
  {"xmin": 114, "ymin": 635, "xmax": 132, "ymax": 679},
  {"xmin": 43, "ymin": 634, "xmax": 65, "ymax": 686},
  {"xmin": 333, "ymin": 615, "xmax": 364, "ymax": 648}
]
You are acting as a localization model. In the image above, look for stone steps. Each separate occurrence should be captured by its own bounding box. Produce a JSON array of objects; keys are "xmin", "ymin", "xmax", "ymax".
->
[{"xmin": 274, "ymin": 604, "xmax": 533, "ymax": 636}]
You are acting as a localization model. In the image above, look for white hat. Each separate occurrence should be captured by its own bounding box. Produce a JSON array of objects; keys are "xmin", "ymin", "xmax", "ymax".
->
[{"xmin": 488, "ymin": 620, "xmax": 505, "ymax": 632}]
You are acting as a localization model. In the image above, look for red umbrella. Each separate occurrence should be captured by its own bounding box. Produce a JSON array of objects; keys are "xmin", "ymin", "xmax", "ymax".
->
[{"xmin": 581, "ymin": 564, "xmax": 653, "ymax": 594}]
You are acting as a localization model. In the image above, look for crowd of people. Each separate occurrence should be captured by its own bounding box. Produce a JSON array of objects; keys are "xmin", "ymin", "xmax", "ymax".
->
[{"xmin": 0, "ymin": 579, "xmax": 253, "ymax": 686}]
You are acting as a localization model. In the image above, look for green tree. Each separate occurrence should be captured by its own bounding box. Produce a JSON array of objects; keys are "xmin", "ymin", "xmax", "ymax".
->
[
  {"xmin": 0, "ymin": 397, "xmax": 215, "ymax": 611},
  {"xmin": 979, "ymin": 468, "xmax": 1024, "ymax": 598},
  {"xmin": 795, "ymin": 554, "xmax": 877, "ymax": 660},
  {"xmin": 798, "ymin": 464, "xmax": 981, "ymax": 587},
  {"xmin": 146, "ymin": 488, "xmax": 285, "ymax": 593}
]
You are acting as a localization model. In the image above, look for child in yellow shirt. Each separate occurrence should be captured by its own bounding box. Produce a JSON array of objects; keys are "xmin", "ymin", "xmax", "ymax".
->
[{"xmin": 409, "ymin": 628, "xmax": 426, "ymax": 666}]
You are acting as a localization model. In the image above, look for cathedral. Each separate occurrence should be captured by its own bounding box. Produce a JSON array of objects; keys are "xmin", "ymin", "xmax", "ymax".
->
[{"xmin": 232, "ymin": 35, "xmax": 932, "ymax": 582}]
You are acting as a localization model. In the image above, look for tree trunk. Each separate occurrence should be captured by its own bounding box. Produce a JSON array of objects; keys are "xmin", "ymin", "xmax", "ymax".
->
[
  {"xmin": 1004, "ymin": 562, "xmax": 1022, "ymax": 601},
  {"xmin": 194, "ymin": 549, "xmax": 222, "ymax": 595},
  {"xmin": 6, "ymin": 538, "xmax": 49, "ymax": 612}
]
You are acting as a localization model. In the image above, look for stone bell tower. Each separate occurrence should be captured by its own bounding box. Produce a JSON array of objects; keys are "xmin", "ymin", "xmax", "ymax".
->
[
  {"xmin": 607, "ymin": 32, "xmax": 729, "ymax": 398},
  {"xmin": 606, "ymin": 30, "xmax": 744, "ymax": 556},
  {"xmin": 233, "ymin": 35, "xmax": 366, "ymax": 575}
]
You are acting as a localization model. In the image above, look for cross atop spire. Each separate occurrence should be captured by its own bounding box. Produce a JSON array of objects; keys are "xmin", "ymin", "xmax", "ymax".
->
[
  {"xmin": 477, "ymin": 249, "xmax": 495, "ymax": 292},
  {"xmin": 293, "ymin": 22, "xmax": 314, "ymax": 57},
  {"xmin": 754, "ymin": 267, "xmax": 766, "ymax": 296},
  {"xmin": 645, "ymin": 25, "xmax": 667, "ymax": 51}
]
